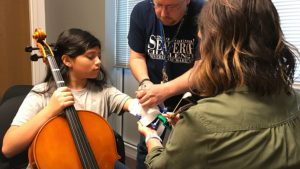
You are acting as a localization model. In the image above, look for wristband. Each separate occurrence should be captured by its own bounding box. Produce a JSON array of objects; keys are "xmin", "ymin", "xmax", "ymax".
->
[
  {"xmin": 145, "ymin": 134, "xmax": 162, "ymax": 143},
  {"xmin": 139, "ymin": 78, "xmax": 151, "ymax": 86}
]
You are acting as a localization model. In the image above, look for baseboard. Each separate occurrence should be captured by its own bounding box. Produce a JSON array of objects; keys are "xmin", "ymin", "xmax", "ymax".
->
[{"xmin": 124, "ymin": 142, "xmax": 137, "ymax": 159}]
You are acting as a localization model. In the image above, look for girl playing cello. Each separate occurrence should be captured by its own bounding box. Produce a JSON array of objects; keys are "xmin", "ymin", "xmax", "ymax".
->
[{"xmin": 2, "ymin": 28, "xmax": 135, "ymax": 169}]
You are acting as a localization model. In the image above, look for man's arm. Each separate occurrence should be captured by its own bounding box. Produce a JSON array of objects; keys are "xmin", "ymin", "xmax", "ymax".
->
[
  {"xmin": 130, "ymin": 48, "xmax": 199, "ymax": 108},
  {"xmin": 129, "ymin": 49, "xmax": 149, "ymax": 83}
]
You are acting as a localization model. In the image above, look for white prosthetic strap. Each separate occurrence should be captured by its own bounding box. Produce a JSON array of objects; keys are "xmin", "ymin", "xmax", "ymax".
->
[{"xmin": 128, "ymin": 99, "xmax": 167, "ymax": 138}]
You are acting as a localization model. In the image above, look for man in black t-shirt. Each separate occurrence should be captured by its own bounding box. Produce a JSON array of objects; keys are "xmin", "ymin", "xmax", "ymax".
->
[{"xmin": 128, "ymin": 0, "xmax": 204, "ymax": 168}]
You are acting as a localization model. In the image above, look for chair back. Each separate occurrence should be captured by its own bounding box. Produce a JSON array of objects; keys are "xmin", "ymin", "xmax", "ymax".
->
[
  {"xmin": 0, "ymin": 85, "xmax": 33, "ymax": 105},
  {"xmin": 0, "ymin": 96, "xmax": 29, "ymax": 169},
  {"xmin": 0, "ymin": 85, "xmax": 33, "ymax": 169}
]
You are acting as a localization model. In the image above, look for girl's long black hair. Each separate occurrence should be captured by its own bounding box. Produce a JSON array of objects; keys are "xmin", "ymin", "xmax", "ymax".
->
[{"xmin": 39, "ymin": 28, "xmax": 108, "ymax": 93}]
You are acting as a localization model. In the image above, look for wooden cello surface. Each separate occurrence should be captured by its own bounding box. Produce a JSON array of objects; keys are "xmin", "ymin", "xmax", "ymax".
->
[
  {"xmin": 28, "ymin": 110, "xmax": 119, "ymax": 169},
  {"xmin": 27, "ymin": 28, "xmax": 120, "ymax": 169}
]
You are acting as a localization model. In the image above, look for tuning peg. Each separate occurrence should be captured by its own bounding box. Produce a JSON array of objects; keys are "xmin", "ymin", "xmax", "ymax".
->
[
  {"xmin": 25, "ymin": 46, "xmax": 39, "ymax": 52},
  {"xmin": 30, "ymin": 54, "xmax": 43, "ymax": 61}
]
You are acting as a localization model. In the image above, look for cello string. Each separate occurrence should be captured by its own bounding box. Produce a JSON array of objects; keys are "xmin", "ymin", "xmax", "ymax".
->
[
  {"xmin": 48, "ymin": 56, "xmax": 95, "ymax": 168},
  {"xmin": 47, "ymin": 56, "xmax": 94, "ymax": 168},
  {"xmin": 67, "ymin": 108, "xmax": 98, "ymax": 168},
  {"xmin": 47, "ymin": 56, "xmax": 98, "ymax": 169},
  {"xmin": 66, "ymin": 108, "xmax": 97, "ymax": 168},
  {"xmin": 45, "ymin": 48, "xmax": 89, "ymax": 166}
]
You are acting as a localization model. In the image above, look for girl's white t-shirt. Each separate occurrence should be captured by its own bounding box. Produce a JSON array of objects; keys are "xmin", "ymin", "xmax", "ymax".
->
[{"xmin": 12, "ymin": 82, "xmax": 130, "ymax": 126}]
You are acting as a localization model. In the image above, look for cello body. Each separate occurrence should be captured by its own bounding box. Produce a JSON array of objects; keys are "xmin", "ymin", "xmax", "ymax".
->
[{"xmin": 28, "ymin": 110, "xmax": 120, "ymax": 169}]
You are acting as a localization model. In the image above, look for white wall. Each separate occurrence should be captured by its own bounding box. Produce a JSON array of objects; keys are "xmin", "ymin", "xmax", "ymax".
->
[
  {"xmin": 44, "ymin": 0, "xmax": 105, "ymax": 62},
  {"xmin": 29, "ymin": 0, "xmax": 47, "ymax": 85}
]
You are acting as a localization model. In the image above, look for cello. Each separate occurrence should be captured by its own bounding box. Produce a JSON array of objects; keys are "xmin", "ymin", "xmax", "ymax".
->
[{"xmin": 27, "ymin": 28, "xmax": 119, "ymax": 169}]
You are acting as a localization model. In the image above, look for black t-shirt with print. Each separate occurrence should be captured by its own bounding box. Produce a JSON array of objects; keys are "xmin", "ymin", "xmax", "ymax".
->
[{"xmin": 128, "ymin": 0, "xmax": 204, "ymax": 110}]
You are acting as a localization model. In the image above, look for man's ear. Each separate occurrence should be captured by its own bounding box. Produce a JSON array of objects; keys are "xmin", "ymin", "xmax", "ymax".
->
[{"xmin": 61, "ymin": 55, "xmax": 72, "ymax": 67}]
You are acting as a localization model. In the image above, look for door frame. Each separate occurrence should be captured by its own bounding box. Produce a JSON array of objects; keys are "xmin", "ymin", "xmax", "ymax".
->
[{"xmin": 29, "ymin": 0, "xmax": 46, "ymax": 85}]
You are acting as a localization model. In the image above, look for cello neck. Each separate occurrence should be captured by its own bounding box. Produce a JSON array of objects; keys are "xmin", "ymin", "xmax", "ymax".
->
[{"xmin": 47, "ymin": 55, "xmax": 66, "ymax": 88}]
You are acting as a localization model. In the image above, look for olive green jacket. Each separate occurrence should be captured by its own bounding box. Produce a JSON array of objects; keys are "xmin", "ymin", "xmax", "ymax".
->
[{"xmin": 145, "ymin": 88, "xmax": 300, "ymax": 169}]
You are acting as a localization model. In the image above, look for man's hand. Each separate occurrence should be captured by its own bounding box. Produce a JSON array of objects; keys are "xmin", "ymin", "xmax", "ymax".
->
[
  {"xmin": 138, "ymin": 79, "xmax": 153, "ymax": 90},
  {"xmin": 136, "ymin": 83, "xmax": 169, "ymax": 108}
]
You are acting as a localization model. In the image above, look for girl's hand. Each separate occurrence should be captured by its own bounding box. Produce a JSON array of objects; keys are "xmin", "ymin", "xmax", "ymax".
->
[{"xmin": 47, "ymin": 87, "xmax": 75, "ymax": 118}]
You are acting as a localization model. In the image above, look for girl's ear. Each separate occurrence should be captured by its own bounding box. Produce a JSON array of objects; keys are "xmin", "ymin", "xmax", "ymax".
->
[{"xmin": 61, "ymin": 55, "xmax": 72, "ymax": 67}]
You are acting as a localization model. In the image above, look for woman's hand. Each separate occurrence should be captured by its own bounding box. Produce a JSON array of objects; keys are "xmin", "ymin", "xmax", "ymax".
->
[
  {"xmin": 163, "ymin": 112, "xmax": 180, "ymax": 126},
  {"xmin": 137, "ymin": 121, "xmax": 158, "ymax": 137},
  {"xmin": 138, "ymin": 122, "xmax": 163, "ymax": 152}
]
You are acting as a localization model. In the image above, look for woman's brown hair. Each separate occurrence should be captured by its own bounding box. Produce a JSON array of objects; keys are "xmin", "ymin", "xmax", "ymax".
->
[{"xmin": 192, "ymin": 0, "xmax": 298, "ymax": 97}]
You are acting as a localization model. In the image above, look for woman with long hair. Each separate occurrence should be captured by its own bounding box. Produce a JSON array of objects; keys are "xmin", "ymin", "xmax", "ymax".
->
[{"xmin": 138, "ymin": 0, "xmax": 300, "ymax": 168}]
